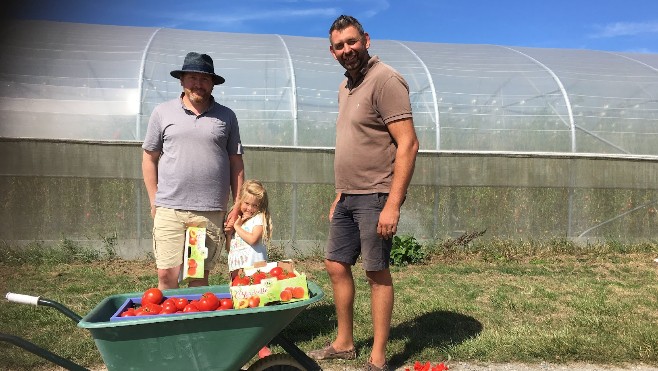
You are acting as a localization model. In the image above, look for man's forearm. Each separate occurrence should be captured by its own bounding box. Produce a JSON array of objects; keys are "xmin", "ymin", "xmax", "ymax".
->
[
  {"xmin": 387, "ymin": 150, "xmax": 416, "ymax": 209},
  {"xmin": 229, "ymin": 155, "xmax": 245, "ymax": 204},
  {"xmin": 141, "ymin": 151, "xmax": 160, "ymax": 207}
]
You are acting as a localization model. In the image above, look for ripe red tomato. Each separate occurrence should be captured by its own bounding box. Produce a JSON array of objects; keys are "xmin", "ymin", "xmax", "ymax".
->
[
  {"xmin": 197, "ymin": 292, "xmax": 220, "ymax": 311},
  {"xmin": 120, "ymin": 308, "xmax": 136, "ymax": 317},
  {"xmin": 251, "ymin": 271, "xmax": 267, "ymax": 284},
  {"xmin": 136, "ymin": 305, "xmax": 158, "ymax": 316},
  {"xmin": 161, "ymin": 300, "xmax": 178, "ymax": 314},
  {"xmin": 141, "ymin": 288, "xmax": 163, "ymax": 305},
  {"xmin": 232, "ymin": 273, "xmax": 250, "ymax": 286},
  {"xmin": 269, "ymin": 267, "xmax": 283, "ymax": 277},
  {"xmin": 183, "ymin": 303, "xmax": 199, "ymax": 312},
  {"xmin": 174, "ymin": 297, "xmax": 189, "ymax": 311},
  {"xmin": 219, "ymin": 298, "xmax": 233, "ymax": 310},
  {"xmin": 143, "ymin": 302, "xmax": 162, "ymax": 314}
]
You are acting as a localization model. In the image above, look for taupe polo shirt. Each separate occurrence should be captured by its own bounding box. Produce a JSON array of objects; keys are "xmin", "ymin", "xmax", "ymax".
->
[{"xmin": 334, "ymin": 55, "xmax": 413, "ymax": 194}]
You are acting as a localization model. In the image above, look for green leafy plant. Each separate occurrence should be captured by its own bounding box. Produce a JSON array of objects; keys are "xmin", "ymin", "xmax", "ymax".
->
[{"xmin": 390, "ymin": 235, "xmax": 425, "ymax": 266}]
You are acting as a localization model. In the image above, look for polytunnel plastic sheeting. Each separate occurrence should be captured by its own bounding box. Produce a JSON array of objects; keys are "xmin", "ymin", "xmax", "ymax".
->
[
  {"xmin": 139, "ymin": 29, "xmax": 301, "ymax": 145},
  {"xmin": 282, "ymin": 35, "xmax": 347, "ymax": 147},
  {"xmin": 369, "ymin": 40, "xmax": 438, "ymax": 150},
  {"xmin": 517, "ymin": 47, "xmax": 658, "ymax": 156},
  {"xmin": 386, "ymin": 42, "xmax": 575, "ymax": 152},
  {"xmin": 0, "ymin": 21, "xmax": 153, "ymax": 140},
  {"xmin": 1, "ymin": 19, "xmax": 658, "ymax": 156}
]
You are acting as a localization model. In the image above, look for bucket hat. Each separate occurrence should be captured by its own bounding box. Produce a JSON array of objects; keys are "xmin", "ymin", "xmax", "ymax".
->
[{"xmin": 170, "ymin": 52, "xmax": 225, "ymax": 85}]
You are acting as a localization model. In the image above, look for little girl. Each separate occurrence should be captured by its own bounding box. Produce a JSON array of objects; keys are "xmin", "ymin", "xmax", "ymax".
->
[{"xmin": 226, "ymin": 180, "xmax": 272, "ymax": 279}]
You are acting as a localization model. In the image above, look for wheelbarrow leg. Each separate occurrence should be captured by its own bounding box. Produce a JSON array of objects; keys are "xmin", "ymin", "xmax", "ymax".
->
[
  {"xmin": 0, "ymin": 332, "xmax": 89, "ymax": 371},
  {"xmin": 271, "ymin": 334, "xmax": 321, "ymax": 371}
]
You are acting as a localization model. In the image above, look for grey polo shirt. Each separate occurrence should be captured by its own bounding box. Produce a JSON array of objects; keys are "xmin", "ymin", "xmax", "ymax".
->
[{"xmin": 142, "ymin": 95, "xmax": 243, "ymax": 211}]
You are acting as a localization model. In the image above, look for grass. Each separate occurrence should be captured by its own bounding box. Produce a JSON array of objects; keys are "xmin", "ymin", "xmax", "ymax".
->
[{"xmin": 0, "ymin": 237, "xmax": 657, "ymax": 370}]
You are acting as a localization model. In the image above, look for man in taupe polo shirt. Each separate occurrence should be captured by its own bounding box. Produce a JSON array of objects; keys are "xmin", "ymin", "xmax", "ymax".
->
[{"xmin": 308, "ymin": 15, "xmax": 419, "ymax": 371}]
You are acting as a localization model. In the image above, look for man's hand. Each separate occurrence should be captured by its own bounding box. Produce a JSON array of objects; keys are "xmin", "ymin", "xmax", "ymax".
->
[
  {"xmin": 224, "ymin": 208, "xmax": 240, "ymax": 234},
  {"xmin": 329, "ymin": 193, "xmax": 341, "ymax": 222},
  {"xmin": 377, "ymin": 203, "xmax": 400, "ymax": 240}
]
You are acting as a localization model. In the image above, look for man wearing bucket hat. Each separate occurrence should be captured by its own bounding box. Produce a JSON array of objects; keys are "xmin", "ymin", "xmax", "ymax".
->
[{"xmin": 142, "ymin": 52, "xmax": 245, "ymax": 289}]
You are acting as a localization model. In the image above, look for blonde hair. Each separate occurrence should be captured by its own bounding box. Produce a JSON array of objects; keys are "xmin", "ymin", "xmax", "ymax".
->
[{"xmin": 237, "ymin": 180, "xmax": 272, "ymax": 242}]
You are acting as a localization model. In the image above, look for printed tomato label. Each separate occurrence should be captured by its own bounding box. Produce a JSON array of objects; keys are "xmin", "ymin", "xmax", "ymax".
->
[{"xmin": 181, "ymin": 226, "xmax": 207, "ymax": 283}]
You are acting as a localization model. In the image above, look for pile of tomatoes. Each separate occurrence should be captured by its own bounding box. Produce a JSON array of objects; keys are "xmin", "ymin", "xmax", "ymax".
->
[
  {"xmin": 405, "ymin": 361, "xmax": 449, "ymax": 371},
  {"xmin": 231, "ymin": 266, "xmax": 297, "ymax": 286},
  {"xmin": 119, "ymin": 288, "xmax": 234, "ymax": 317}
]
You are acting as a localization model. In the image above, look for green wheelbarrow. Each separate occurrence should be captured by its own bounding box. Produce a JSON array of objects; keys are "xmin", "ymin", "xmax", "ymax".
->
[{"xmin": 3, "ymin": 281, "xmax": 324, "ymax": 371}]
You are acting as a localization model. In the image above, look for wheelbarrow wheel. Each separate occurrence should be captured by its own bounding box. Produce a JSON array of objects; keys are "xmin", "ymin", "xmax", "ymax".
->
[{"xmin": 247, "ymin": 353, "xmax": 305, "ymax": 371}]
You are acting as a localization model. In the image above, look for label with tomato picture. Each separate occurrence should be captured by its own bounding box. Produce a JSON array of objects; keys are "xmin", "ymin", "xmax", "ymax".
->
[
  {"xmin": 229, "ymin": 260, "xmax": 309, "ymax": 307},
  {"xmin": 180, "ymin": 227, "xmax": 207, "ymax": 284}
]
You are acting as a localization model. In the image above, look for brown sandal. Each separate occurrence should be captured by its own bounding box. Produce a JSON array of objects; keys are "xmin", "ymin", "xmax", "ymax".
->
[
  {"xmin": 307, "ymin": 343, "xmax": 357, "ymax": 360},
  {"xmin": 364, "ymin": 360, "xmax": 390, "ymax": 371}
]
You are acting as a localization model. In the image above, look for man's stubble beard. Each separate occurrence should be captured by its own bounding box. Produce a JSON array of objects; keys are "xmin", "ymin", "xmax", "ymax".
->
[{"xmin": 187, "ymin": 89, "xmax": 210, "ymax": 104}]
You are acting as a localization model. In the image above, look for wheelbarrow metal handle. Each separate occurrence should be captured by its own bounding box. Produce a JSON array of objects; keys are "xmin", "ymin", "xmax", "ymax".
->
[{"xmin": 5, "ymin": 293, "xmax": 82, "ymax": 323}]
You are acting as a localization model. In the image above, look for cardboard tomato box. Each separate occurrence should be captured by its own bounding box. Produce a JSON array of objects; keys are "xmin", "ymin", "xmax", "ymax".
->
[
  {"xmin": 180, "ymin": 226, "xmax": 207, "ymax": 285},
  {"xmin": 229, "ymin": 260, "xmax": 309, "ymax": 308}
]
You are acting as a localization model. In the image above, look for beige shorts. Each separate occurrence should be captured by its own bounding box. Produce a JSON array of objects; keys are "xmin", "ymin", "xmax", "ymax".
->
[{"xmin": 152, "ymin": 207, "xmax": 226, "ymax": 270}]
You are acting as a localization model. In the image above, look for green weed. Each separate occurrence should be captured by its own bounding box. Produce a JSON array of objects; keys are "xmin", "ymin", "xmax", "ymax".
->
[{"xmin": 390, "ymin": 235, "xmax": 426, "ymax": 266}]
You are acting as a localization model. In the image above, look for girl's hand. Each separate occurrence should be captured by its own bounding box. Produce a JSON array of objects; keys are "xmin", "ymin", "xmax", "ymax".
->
[{"xmin": 234, "ymin": 215, "xmax": 244, "ymax": 228}]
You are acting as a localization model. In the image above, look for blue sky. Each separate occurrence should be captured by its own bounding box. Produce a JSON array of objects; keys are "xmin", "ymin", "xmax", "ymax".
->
[{"xmin": 5, "ymin": 0, "xmax": 658, "ymax": 53}]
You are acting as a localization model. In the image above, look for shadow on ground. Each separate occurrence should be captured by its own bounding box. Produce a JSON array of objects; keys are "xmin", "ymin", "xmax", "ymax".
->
[
  {"xmin": 385, "ymin": 310, "xmax": 483, "ymax": 368},
  {"xmin": 284, "ymin": 303, "xmax": 483, "ymax": 369}
]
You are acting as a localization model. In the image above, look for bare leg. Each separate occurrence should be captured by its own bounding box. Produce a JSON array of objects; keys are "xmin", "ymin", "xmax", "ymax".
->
[
  {"xmin": 188, "ymin": 270, "xmax": 210, "ymax": 287},
  {"xmin": 158, "ymin": 265, "xmax": 182, "ymax": 289},
  {"xmin": 325, "ymin": 259, "xmax": 356, "ymax": 351},
  {"xmin": 366, "ymin": 268, "xmax": 393, "ymax": 367}
]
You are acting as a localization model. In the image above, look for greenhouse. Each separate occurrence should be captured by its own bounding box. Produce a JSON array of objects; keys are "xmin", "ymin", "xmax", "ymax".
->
[{"xmin": 1, "ymin": 20, "xmax": 657, "ymax": 258}]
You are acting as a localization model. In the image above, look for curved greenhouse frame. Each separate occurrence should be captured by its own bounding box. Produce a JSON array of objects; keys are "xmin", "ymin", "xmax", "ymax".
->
[{"xmin": 1, "ymin": 20, "xmax": 657, "ymax": 256}]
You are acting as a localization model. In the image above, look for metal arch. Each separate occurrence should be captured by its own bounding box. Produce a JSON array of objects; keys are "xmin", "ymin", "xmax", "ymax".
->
[
  {"xmin": 499, "ymin": 46, "xmax": 577, "ymax": 153},
  {"xmin": 275, "ymin": 35, "xmax": 300, "ymax": 243},
  {"xmin": 275, "ymin": 35, "xmax": 299, "ymax": 146},
  {"xmin": 136, "ymin": 27, "xmax": 162, "ymax": 140},
  {"xmin": 608, "ymin": 52, "xmax": 658, "ymax": 74},
  {"xmin": 394, "ymin": 41, "xmax": 441, "ymax": 150}
]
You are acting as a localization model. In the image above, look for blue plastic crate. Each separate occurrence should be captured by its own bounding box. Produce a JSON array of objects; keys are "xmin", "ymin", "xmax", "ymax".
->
[{"xmin": 110, "ymin": 292, "xmax": 231, "ymax": 321}]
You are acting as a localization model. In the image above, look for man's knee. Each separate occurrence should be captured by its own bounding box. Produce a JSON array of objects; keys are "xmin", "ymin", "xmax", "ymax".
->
[
  {"xmin": 158, "ymin": 267, "xmax": 180, "ymax": 289},
  {"xmin": 365, "ymin": 269, "xmax": 393, "ymax": 286},
  {"xmin": 325, "ymin": 259, "xmax": 355, "ymax": 285}
]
